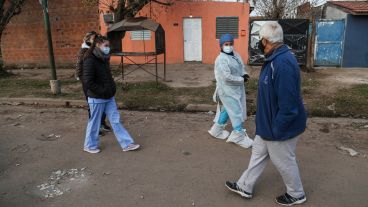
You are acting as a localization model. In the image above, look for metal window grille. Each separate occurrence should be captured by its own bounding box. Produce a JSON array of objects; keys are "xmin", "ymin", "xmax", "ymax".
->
[
  {"xmin": 216, "ymin": 17, "xmax": 239, "ymax": 38},
  {"xmin": 130, "ymin": 30, "xmax": 151, "ymax": 40}
]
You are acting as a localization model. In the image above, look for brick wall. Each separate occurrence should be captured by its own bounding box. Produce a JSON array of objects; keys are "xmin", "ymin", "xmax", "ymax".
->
[{"xmin": 1, "ymin": 0, "xmax": 99, "ymax": 68}]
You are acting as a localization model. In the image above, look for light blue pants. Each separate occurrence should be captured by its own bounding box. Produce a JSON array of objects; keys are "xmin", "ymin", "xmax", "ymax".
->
[
  {"xmin": 84, "ymin": 98, "xmax": 134, "ymax": 149},
  {"xmin": 217, "ymin": 108, "xmax": 243, "ymax": 132}
]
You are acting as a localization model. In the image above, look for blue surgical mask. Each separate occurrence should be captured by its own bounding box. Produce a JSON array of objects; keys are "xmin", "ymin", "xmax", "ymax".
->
[
  {"xmin": 223, "ymin": 46, "xmax": 233, "ymax": 54},
  {"xmin": 102, "ymin": 47, "xmax": 110, "ymax": 55}
]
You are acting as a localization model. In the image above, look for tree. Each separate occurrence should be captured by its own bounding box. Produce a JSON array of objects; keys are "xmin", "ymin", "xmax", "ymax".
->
[
  {"xmin": 83, "ymin": 0, "xmax": 173, "ymax": 23},
  {"xmin": 250, "ymin": 0, "xmax": 318, "ymax": 19},
  {"xmin": 0, "ymin": 0, "xmax": 25, "ymax": 73}
]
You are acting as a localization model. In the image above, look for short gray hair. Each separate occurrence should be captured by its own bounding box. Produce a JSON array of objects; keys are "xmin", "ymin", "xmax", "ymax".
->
[{"xmin": 259, "ymin": 21, "xmax": 284, "ymax": 44}]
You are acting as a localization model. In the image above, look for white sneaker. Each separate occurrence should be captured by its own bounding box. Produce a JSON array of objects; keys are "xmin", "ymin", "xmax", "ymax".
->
[
  {"xmin": 123, "ymin": 144, "xmax": 140, "ymax": 152},
  {"xmin": 208, "ymin": 123, "xmax": 230, "ymax": 140},
  {"xmin": 226, "ymin": 130, "xmax": 253, "ymax": 149},
  {"xmin": 83, "ymin": 148, "xmax": 101, "ymax": 154}
]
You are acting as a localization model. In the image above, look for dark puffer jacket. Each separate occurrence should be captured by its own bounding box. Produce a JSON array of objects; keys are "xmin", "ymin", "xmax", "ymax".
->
[
  {"xmin": 82, "ymin": 52, "xmax": 116, "ymax": 99},
  {"xmin": 75, "ymin": 48, "xmax": 89, "ymax": 80}
]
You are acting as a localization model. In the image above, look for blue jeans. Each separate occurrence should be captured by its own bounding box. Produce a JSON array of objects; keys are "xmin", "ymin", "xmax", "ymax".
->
[
  {"xmin": 217, "ymin": 108, "xmax": 243, "ymax": 132},
  {"xmin": 84, "ymin": 97, "xmax": 134, "ymax": 149}
]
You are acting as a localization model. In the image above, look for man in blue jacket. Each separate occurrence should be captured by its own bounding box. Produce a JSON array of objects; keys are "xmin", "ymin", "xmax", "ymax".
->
[{"xmin": 225, "ymin": 22, "xmax": 307, "ymax": 206}]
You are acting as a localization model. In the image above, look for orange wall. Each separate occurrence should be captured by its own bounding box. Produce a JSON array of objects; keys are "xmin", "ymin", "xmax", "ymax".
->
[{"xmin": 100, "ymin": 1, "xmax": 250, "ymax": 64}]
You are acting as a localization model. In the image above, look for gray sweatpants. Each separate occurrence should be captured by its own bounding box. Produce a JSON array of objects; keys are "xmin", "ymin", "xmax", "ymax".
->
[{"xmin": 237, "ymin": 135, "xmax": 305, "ymax": 198}]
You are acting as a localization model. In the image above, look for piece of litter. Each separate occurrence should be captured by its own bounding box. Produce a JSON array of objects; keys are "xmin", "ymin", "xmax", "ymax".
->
[
  {"xmin": 182, "ymin": 151, "xmax": 192, "ymax": 156},
  {"xmin": 327, "ymin": 103, "xmax": 336, "ymax": 112},
  {"xmin": 16, "ymin": 163, "xmax": 21, "ymax": 166},
  {"xmin": 103, "ymin": 172, "xmax": 111, "ymax": 175},
  {"xmin": 364, "ymin": 125, "xmax": 368, "ymax": 129},
  {"xmin": 37, "ymin": 168, "xmax": 89, "ymax": 198},
  {"xmin": 192, "ymin": 202, "xmax": 195, "ymax": 206},
  {"xmin": 319, "ymin": 128, "xmax": 330, "ymax": 133},
  {"xmin": 140, "ymin": 195, "xmax": 144, "ymax": 199},
  {"xmin": 11, "ymin": 123, "xmax": 20, "ymax": 126},
  {"xmin": 55, "ymin": 135, "xmax": 61, "ymax": 138},
  {"xmin": 207, "ymin": 111, "xmax": 215, "ymax": 115},
  {"xmin": 47, "ymin": 134, "xmax": 55, "ymax": 138},
  {"xmin": 338, "ymin": 146, "xmax": 358, "ymax": 157}
]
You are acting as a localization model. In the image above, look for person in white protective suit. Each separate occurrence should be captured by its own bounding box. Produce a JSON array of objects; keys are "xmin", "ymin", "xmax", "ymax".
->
[{"xmin": 208, "ymin": 34, "xmax": 253, "ymax": 149}]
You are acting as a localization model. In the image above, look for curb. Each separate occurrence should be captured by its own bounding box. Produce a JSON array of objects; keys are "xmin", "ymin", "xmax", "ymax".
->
[
  {"xmin": 0, "ymin": 97, "xmax": 87, "ymax": 108},
  {"xmin": 184, "ymin": 104, "xmax": 217, "ymax": 112},
  {"xmin": 0, "ymin": 98, "xmax": 217, "ymax": 113}
]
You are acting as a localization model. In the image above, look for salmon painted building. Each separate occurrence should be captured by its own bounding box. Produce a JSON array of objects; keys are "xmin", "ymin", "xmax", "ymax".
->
[
  {"xmin": 101, "ymin": 1, "xmax": 251, "ymax": 65},
  {"xmin": 2, "ymin": 0, "xmax": 250, "ymax": 67}
]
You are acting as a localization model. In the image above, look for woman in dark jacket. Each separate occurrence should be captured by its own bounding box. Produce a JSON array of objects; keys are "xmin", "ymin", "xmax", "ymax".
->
[
  {"xmin": 82, "ymin": 35, "xmax": 140, "ymax": 153},
  {"xmin": 76, "ymin": 31, "xmax": 111, "ymax": 133}
]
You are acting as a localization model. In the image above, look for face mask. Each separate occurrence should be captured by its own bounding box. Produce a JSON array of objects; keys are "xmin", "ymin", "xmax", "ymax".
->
[
  {"xmin": 101, "ymin": 46, "xmax": 110, "ymax": 55},
  {"xmin": 258, "ymin": 39, "xmax": 266, "ymax": 54},
  {"xmin": 223, "ymin": 46, "xmax": 233, "ymax": 54}
]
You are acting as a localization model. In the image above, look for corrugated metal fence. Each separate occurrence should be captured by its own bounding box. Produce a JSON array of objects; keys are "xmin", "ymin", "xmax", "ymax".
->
[{"xmin": 314, "ymin": 19, "xmax": 345, "ymax": 67}]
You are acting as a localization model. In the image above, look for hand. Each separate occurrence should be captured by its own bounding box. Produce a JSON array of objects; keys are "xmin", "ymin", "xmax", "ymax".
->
[{"xmin": 242, "ymin": 74, "xmax": 250, "ymax": 82}]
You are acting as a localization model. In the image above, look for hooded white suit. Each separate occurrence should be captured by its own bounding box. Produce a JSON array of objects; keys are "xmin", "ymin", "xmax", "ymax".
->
[{"xmin": 213, "ymin": 51, "xmax": 248, "ymax": 127}]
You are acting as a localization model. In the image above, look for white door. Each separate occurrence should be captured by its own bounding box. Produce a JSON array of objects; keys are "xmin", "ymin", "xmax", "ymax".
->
[{"xmin": 183, "ymin": 18, "xmax": 202, "ymax": 62}]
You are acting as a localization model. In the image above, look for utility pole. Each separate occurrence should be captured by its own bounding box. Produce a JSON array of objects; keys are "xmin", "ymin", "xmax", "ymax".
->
[{"xmin": 40, "ymin": 0, "xmax": 61, "ymax": 94}]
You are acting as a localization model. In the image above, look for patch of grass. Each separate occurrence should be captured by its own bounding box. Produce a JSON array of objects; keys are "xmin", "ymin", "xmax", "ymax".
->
[
  {"xmin": 3, "ymin": 73, "xmax": 366, "ymax": 118},
  {"xmin": 115, "ymin": 82, "xmax": 216, "ymax": 111},
  {"xmin": 301, "ymin": 72, "xmax": 320, "ymax": 95},
  {"xmin": 0, "ymin": 79, "xmax": 50, "ymax": 97},
  {"xmin": 0, "ymin": 78, "xmax": 84, "ymax": 99},
  {"xmin": 246, "ymin": 78, "xmax": 259, "ymax": 93},
  {"xmin": 116, "ymin": 82, "xmax": 180, "ymax": 110},
  {"xmin": 114, "ymin": 80, "xmax": 259, "ymax": 112},
  {"xmin": 307, "ymin": 84, "xmax": 368, "ymax": 118}
]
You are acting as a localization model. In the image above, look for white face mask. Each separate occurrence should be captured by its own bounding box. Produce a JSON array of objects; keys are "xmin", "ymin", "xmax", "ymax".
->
[{"xmin": 223, "ymin": 45, "xmax": 233, "ymax": 54}]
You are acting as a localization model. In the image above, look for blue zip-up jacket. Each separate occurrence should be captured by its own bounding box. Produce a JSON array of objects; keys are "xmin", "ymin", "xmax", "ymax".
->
[{"xmin": 255, "ymin": 45, "xmax": 307, "ymax": 141}]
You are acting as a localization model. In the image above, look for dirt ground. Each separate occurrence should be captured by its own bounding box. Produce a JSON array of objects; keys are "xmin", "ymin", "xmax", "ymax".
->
[
  {"xmin": 0, "ymin": 105, "xmax": 367, "ymax": 207},
  {"xmin": 8, "ymin": 63, "xmax": 215, "ymax": 88},
  {"xmin": 312, "ymin": 68, "xmax": 368, "ymax": 95}
]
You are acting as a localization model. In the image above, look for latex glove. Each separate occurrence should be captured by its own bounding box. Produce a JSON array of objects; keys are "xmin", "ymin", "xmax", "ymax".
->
[{"xmin": 242, "ymin": 74, "xmax": 250, "ymax": 82}]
